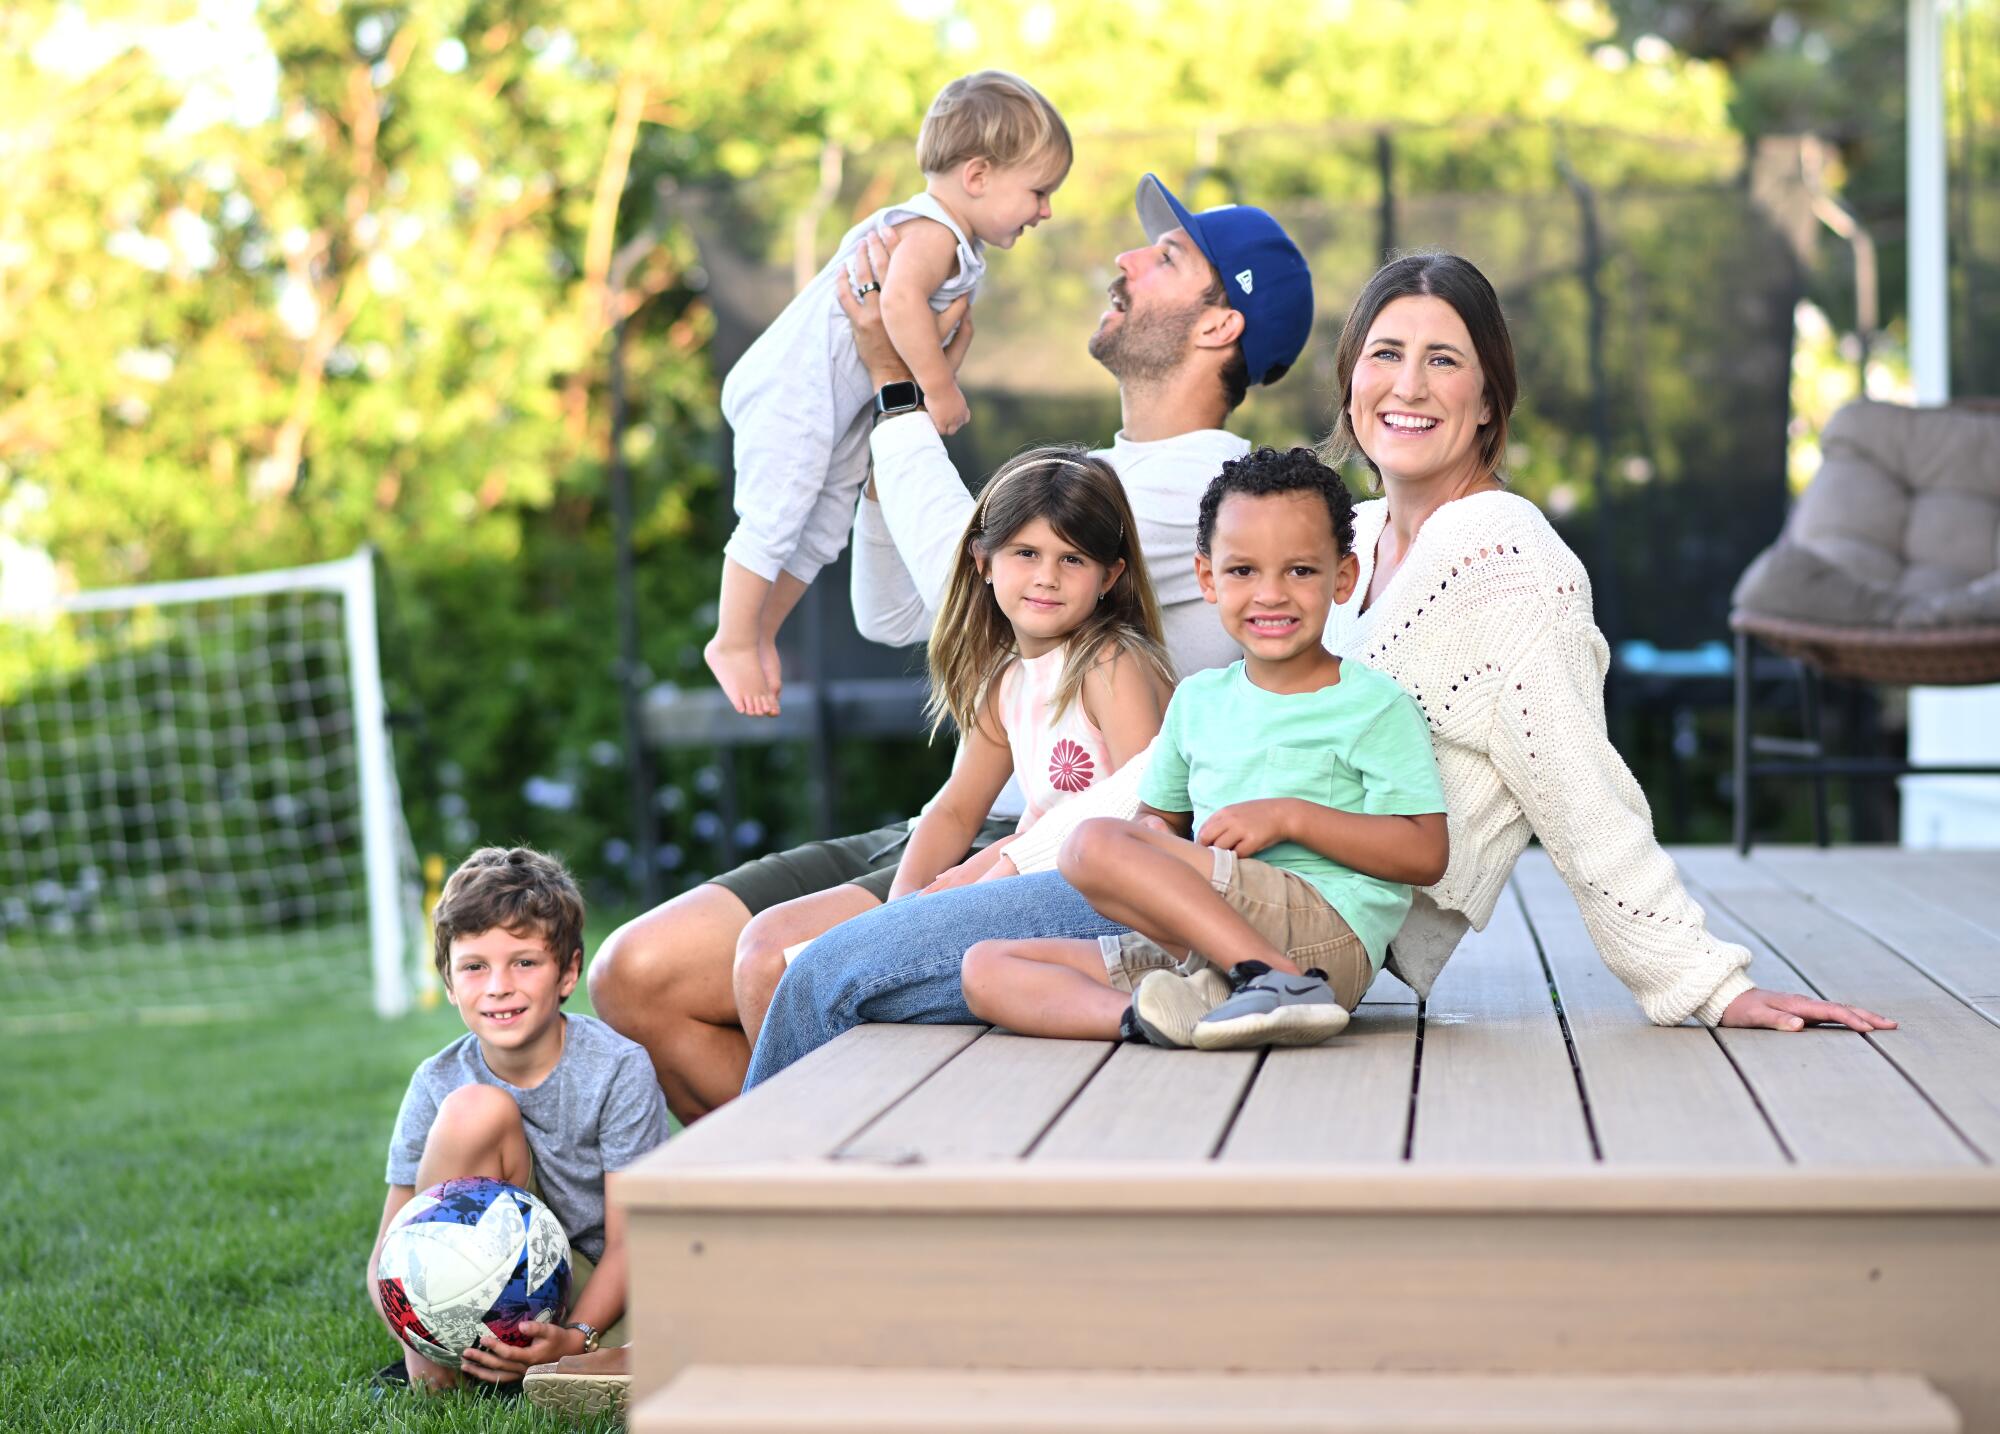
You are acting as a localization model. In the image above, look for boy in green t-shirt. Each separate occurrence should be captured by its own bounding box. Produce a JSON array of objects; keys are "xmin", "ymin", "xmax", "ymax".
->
[{"xmin": 960, "ymin": 446, "xmax": 1448, "ymax": 1049}]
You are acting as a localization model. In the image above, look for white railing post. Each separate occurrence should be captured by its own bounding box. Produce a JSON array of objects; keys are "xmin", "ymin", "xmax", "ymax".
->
[
  {"xmin": 1908, "ymin": 0, "xmax": 1949, "ymax": 405},
  {"xmin": 1900, "ymin": 0, "xmax": 2000, "ymax": 846}
]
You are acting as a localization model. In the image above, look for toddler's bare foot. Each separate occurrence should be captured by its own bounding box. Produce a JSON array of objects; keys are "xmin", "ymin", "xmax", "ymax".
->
[
  {"xmin": 705, "ymin": 635, "xmax": 779, "ymax": 716},
  {"xmin": 757, "ymin": 636, "xmax": 783, "ymax": 709}
]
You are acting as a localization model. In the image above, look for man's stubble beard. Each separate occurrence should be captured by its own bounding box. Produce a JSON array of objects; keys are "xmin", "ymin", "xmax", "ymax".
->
[{"xmin": 1088, "ymin": 298, "xmax": 1205, "ymax": 385}]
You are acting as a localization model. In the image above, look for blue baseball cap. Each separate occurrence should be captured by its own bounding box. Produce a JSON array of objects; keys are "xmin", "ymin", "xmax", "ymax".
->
[{"xmin": 1136, "ymin": 173, "xmax": 1313, "ymax": 387}]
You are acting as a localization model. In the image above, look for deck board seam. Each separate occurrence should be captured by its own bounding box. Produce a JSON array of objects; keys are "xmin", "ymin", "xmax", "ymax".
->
[
  {"xmin": 1017, "ymin": 1040, "xmax": 1121, "ymax": 1161},
  {"xmin": 829, "ymin": 1024, "xmax": 995, "ymax": 1161},
  {"xmin": 1675, "ymin": 869, "xmax": 1801, "ymax": 1165},
  {"xmin": 1206, "ymin": 1049, "xmax": 1269, "ymax": 1160},
  {"xmin": 1714, "ymin": 1030, "xmax": 1799, "ymax": 1163},
  {"xmin": 1751, "ymin": 850, "xmax": 2000, "ymax": 1033},
  {"xmin": 1850, "ymin": 1038, "xmax": 1996, "ymax": 1165},
  {"xmin": 1691, "ymin": 875, "xmax": 1990, "ymax": 1167},
  {"xmin": 1402, "ymin": 998, "xmax": 1425, "ymax": 1163},
  {"xmin": 1511, "ymin": 878, "xmax": 1604, "ymax": 1163},
  {"xmin": 1871, "ymin": 854, "xmax": 2000, "ymax": 946},
  {"xmin": 1703, "ymin": 1020, "xmax": 1799, "ymax": 1165}
]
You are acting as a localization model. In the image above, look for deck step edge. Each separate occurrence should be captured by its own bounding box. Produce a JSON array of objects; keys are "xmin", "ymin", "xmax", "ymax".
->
[{"xmin": 630, "ymin": 1365, "xmax": 1960, "ymax": 1434}]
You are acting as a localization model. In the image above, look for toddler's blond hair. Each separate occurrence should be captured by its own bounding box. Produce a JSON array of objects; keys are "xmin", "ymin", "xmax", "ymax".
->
[{"xmin": 917, "ymin": 70, "xmax": 1071, "ymax": 178}]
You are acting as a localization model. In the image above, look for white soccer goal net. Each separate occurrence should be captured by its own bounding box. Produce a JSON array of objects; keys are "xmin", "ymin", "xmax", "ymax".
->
[{"xmin": 0, "ymin": 549, "xmax": 423, "ymax": 1032}]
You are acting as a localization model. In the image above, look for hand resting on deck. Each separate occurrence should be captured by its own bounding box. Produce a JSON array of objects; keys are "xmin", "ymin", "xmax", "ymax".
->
[{"xmin": 1718, "ymin": 987, "xmax": 1896, "ymax": 1034}]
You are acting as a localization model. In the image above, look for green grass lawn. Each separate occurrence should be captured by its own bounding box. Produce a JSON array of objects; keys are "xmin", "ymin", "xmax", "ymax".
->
[{"xmin": 0, "ymin": 960, "xmax": 639, "ymax": 1433}]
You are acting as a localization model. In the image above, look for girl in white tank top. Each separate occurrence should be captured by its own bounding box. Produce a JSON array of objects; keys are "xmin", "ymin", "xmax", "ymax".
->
[
  {"xmin": 727, "ymin": 447, "xmax": 1178, "ymax": 1046},
  {"xmin": 892, "ymin": 445, "xmax": 1179, "ymax": 898}
]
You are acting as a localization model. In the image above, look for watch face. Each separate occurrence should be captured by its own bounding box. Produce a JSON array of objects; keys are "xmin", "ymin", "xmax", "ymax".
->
[{"xmin": 878, "ymin": 380, "xmax": 921, "ymax": 412}]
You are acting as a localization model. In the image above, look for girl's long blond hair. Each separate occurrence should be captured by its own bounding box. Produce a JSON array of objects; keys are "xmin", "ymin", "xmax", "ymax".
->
[{"xmin": 926, "ymin": 446, "xmax": 1175, "ymax": 743}]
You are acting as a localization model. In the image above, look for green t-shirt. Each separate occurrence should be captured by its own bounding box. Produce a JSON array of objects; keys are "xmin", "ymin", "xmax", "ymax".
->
[{"xmin": 1139, "ymin": 658, "xmax": 1446, "ymax": 968}]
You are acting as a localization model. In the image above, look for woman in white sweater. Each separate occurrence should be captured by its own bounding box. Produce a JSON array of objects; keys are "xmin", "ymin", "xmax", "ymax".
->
[
  {"xmin": 1304, "ymin": 253, "xmax": 1896, "ymax": 1029},
  {"xmin": 746, "ymin": 254, "xmax": 1891, "ymax": 1085}
]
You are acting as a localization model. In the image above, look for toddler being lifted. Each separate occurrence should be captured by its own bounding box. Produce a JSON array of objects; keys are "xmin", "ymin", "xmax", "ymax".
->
[{"xmin": 707, "ymin": 70, "xmax": 1072, "ymax": 716}]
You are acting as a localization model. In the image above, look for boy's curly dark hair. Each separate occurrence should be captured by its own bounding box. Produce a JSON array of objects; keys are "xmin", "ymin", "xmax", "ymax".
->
[
  {"xmin": 1196, "ymin": 446, "xmax": 1356, "ymax": 558},
  {"xmin": 432, "ymin": 846, "xmax": 585, "ymax": 998}
]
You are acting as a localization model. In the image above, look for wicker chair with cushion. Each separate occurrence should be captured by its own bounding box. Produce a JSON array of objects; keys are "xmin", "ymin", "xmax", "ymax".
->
[{"xmin": 1729, "ymin": 398, "xmax": 2000, "ymax": 850}]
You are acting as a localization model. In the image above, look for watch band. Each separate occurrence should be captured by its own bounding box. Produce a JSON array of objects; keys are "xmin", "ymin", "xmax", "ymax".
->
[{"xmin": 567, "ymin": 1321, "xmax": 601, "ymax": 1353}]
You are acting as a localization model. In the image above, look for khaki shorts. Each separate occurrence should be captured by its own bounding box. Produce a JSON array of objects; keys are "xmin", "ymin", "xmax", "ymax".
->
[{"xmin": 1097, "ymin": 846, "xmax": 1374, "ymax": 1009}]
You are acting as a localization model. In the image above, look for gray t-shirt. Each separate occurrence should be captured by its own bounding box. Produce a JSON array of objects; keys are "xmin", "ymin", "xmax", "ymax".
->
[{"xmin": 385, "ymin": 1013, "xmax": 668, "ymax": 1262}]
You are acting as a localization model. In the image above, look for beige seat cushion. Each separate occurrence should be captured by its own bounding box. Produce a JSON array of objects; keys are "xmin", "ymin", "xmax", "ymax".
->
[{"xmin": 1732, "ymin": 400, "xmax": 2000, "ymax": 629}]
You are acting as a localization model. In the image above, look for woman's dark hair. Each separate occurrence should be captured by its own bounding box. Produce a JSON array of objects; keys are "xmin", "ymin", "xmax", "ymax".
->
[
  {"xmin": 1321, "ymin": 251, "xmax": 1517, "ymax": 484},
  {"xmin": 1197, "ymin": 446, "xmax": 1355, "ymax": 559}
]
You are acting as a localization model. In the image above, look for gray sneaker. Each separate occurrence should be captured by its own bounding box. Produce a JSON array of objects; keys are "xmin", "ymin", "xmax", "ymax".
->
[
  {"xmin": 1192, "ymin": 961, "xmax": 1350, "ymax": 1050},
  {"xmin": 1129, "ymin": 964, "xmax": 1233, "ymax": 1048}
]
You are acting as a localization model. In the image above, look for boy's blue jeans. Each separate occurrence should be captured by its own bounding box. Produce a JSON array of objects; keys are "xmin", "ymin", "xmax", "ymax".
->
[{"xmin": 742, "ymin": 871, "xmax": 1128, "ymax": 1090}]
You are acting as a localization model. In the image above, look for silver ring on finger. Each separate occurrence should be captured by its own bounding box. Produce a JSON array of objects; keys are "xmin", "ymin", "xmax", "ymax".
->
[{"xmin": 855, "ymin": 280, "xmax": 881, "ymax": 297}]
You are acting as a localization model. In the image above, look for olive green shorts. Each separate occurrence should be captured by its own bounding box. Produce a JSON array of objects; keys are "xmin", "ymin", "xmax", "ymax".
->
[{"xmin": 707, "ymin": 815, "xmax": 1018, "ymax": 915}]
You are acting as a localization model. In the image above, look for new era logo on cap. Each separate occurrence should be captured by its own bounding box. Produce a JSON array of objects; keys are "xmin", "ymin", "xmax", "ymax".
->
[{"xmin": 1135, "ymin": 173, "xmax": 1313, "ymax": 387}]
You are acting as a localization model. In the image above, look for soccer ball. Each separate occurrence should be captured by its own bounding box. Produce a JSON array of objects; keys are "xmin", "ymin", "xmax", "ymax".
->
[{"xmin": 376, "ymin": 1176, "xmax": 572, "ymax": 1369}]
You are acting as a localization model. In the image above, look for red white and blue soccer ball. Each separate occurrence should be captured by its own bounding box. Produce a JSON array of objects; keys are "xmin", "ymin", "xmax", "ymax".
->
[{"xmin": 377, "ymin": 1177, "xmax": 571, "ymax": 1368}]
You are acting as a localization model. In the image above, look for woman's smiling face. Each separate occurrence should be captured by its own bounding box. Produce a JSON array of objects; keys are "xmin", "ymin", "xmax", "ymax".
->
[{"xmin": 1347, "ymin": 294, "xmax": 1493, "ymax": 485}]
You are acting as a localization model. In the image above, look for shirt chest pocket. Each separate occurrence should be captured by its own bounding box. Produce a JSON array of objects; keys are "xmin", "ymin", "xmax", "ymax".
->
[{"xmin": 1267, "ymin": 745, "xmax": 1349, "ymax": 806}]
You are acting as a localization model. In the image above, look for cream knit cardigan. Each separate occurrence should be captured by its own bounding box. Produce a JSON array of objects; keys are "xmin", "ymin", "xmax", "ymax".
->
[{"xmin": 1007, "ymin": 489, "xmax": 1756, "ymax": 1027}]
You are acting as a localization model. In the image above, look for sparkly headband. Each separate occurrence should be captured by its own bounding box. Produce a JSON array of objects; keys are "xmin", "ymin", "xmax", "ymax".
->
[{"xmin": 977, "ymin": 455, "xmax": 1126, "ymax": 544}]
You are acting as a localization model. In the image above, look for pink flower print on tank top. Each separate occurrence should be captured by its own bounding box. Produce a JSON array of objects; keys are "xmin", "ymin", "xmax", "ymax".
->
[
  {"xmin": 999, "ymin": 644, "xmax": 1115, "ymax": 832},
  {"xmin": 1049, "ymin": 738, "xmax": 1096, "ymax": 793}
]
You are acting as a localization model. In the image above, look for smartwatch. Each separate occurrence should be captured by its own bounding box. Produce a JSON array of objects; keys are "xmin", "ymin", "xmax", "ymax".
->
[
  {"xmin": 873, "ymin": 380, "xmax": 924, "ymax": 419},
  {"xmin": 567, "ymin": 1321, "xmax": 601, "ymax": 1354}
]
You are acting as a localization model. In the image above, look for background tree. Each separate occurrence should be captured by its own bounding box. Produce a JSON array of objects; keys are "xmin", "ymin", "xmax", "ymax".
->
[
  {"xmin": 6, "ymin": 0, "xmax": 1846, "ymax": 897},
  {"xmin": 1604, "ymin": 0, "xmax": 1907, "ymax": 337}
]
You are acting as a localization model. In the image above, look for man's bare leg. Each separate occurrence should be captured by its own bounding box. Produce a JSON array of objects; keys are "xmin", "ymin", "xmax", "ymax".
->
[
  {"xmin": 733, "ymin": 883, "xmax": 881, "ymax": 1047},
  {"xmin": 589, "ymin": 883, "xmax": 755, "ymax": 1125}
]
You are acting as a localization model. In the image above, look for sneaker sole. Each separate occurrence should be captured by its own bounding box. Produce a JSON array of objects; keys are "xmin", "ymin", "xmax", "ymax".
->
[
  {"xmin": 521, "ymin": 1373, "xmax": 629, "ymax": 1419},
  {"xmin": 1192, "ymin": 1000, "xmax": 1350, "ymax": 1050}
]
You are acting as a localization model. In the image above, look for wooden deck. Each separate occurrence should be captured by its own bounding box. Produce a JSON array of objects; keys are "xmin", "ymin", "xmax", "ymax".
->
[{"xmin": 618, "ymin": 848, "xmax": 2000, "ymax": 1432}]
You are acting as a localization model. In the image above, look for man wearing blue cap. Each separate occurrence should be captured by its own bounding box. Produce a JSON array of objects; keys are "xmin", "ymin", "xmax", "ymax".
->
[
  {"xmin": 1113, "ymin": 172, "xmax": 1315, "ymax": 399},
  {"xmin": 846, "ymin": 171, "xmax": 1314, "ymax": 690},
  {"xmin": 589, "ymin": 176, "xmax": 1315, "ymax": 1111}
]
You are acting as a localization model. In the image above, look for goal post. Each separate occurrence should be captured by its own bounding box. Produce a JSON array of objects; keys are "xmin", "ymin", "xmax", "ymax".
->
[
  {"xmin": 337, "ymin": 551, "xmax": 411, "ymax": 1019},
  {"xmin": 0, "ymin": 548, "xmax": 421, "ymax": 1029}
]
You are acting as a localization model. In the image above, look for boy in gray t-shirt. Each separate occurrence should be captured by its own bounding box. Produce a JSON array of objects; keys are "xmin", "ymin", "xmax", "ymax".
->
[{"xmin": 367, "ymin": 847, "xmax": 667, "ymax": 1397}]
